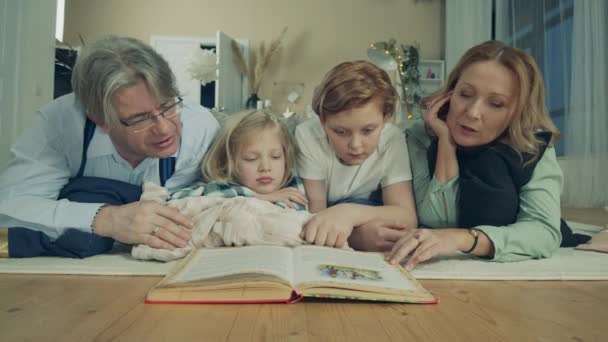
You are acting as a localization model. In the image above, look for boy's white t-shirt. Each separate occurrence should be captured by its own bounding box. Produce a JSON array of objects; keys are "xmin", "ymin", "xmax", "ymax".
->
[{"xmin": 295, "ymin": 118, "xmax": 412, "ymax": 205}]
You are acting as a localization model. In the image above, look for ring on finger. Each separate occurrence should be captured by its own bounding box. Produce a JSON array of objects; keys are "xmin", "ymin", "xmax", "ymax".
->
[{"xmin": 151, "ymin": 226, "xmax": 161, "ymax": 235}]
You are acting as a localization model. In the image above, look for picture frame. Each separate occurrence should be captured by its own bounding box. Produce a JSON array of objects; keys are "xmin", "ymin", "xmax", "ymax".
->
[
  {"xmin": 418, "ymin": 59, "xmax": 445, "ymax": 95},
  {"xmin": 418, "ymin": 59, "xmax": 445, "ymax": 81}
]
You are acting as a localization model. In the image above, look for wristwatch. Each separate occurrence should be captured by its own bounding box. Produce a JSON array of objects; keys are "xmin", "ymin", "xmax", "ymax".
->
[{"xmin": 464, "ymin": 229, "xmax": 479, "ymax": 254}]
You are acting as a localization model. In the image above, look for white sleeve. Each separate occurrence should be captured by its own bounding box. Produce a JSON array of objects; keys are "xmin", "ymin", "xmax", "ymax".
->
[
  {"xmin": 0, "ymin": 112, "xmax": 102, "ymax": 239},
  {"xmin": 381, "ymin": 131, "xmax": 412, "ymax": 187},
  {"xmin": 295, "ymin": 123, "xmax": 326, "ymax": 180}
]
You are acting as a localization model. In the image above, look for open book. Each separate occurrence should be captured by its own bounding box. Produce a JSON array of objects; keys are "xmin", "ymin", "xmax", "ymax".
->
[{"xmin": 145, "ymin": 245, "xmax": 437, "ymax": 304}]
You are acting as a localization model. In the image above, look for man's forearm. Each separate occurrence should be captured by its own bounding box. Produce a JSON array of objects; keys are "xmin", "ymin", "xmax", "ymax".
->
[{"xmin": 0, "ymin": 197, "xmax": 102, "ymax": 239}]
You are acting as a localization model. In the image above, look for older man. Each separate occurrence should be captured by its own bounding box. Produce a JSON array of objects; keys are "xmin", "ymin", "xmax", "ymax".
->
[{"xmin": 0, "ymin": 36, "xmax": 219, "ymax": 256}]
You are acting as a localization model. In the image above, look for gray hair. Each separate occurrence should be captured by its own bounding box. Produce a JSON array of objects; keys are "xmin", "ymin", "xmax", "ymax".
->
[{"xmin": 71, "ymin": 36, "xmax": 179, "ymax": 126}]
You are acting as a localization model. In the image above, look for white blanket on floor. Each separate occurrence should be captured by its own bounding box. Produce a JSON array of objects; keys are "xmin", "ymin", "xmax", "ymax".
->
[{"xmin": 1, "ymin": 222, "xmax": 606, "ymax": 280}]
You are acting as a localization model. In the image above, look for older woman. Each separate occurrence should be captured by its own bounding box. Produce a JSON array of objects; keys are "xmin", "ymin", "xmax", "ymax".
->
[{"xmin": 384, "ymin": 40, "xmax": 587, "ymax": 270}]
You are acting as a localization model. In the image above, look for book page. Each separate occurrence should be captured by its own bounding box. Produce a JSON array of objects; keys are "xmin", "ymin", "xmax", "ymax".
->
[
  {"xmin": 292, "ymin": 246, "xmax": 418, "ymax": 292},
  {"xmin": 166, "ymin": 246, "xmax": 294, "ymax": 285}
]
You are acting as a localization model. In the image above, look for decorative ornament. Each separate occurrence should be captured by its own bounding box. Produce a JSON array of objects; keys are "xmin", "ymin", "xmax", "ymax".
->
[
  {"xmin": 232, "ymin": 27, "xmax": 288, "ymax": 108},
  {"xmin": 187, "ymin": 48, "xmax": 218, "ymax": 86},
  {"xmin": 368, "ymin": 39, "xmax": 423, "ymax": 120}
]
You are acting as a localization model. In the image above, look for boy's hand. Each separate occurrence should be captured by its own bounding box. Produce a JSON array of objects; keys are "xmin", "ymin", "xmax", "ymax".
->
[
  {"xmin": 300, "ymin": 206, "xmax": 354, "ymax": 248},
  {"xmin": 348, "ymin": 218, "xmax": 409, "ymax": 252},
  {"xmin": 255, "ymin": 187, "xmax": 308, "ymax": 208}
]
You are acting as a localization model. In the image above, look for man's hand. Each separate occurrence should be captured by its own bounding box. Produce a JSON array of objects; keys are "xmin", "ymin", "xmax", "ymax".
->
[
  {"xmin": 255, "ymin": 187, "xmax": 308, "ymax": 208},
  {"xmin": 93, "ymin": 201, "xmax": 194, "ymax": 250},
  {"xmin": 348, "ymin": 218, "xmax": 409, "ymax": 252}
]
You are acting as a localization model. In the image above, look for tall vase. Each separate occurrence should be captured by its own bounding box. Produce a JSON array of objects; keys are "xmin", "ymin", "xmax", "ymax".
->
[{"xmin": 245, "ymin": 93, "xmax": 260, "ymax": 109}]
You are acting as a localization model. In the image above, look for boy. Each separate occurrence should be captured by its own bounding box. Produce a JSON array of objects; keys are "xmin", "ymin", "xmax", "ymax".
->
[{"xmin": 295, "ymin": 61, "xmax": 417, "ymax": 250}]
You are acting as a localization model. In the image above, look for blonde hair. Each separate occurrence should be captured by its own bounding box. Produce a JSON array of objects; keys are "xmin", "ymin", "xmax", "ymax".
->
[
  {"xmin": 312, "ymin": 60, "xmax": 398, "ymax": 119},
  {"xmin": 423, "ymin": 40, "xmax": 561, "ymax": 158},
  {"xmin": 202, "ymin": 110, "xmax": 296, "ymax": 188}
]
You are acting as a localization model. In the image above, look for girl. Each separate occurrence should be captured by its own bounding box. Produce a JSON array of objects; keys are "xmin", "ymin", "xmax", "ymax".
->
[
  {"xmin": 172, "ymin": 110, "xmax": 307, "ymax": 210},
  {"xmin": 295, "ymin": 61, "xmax": 418, "ymax": 250},
  {"xmin": 131, "ymin": 110, "xmax": 310, "ymax": 261}
]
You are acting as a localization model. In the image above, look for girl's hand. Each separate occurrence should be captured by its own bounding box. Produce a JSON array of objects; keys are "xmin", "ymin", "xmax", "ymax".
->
[
  {"xmin": 255, "ymin": 187, "xmax": 308, "ymax": 208},
  {"xmin": 424, "ymin": 92, "xmax": 453, "ymax": 142},
  {"xmin": 300, "ymin": 206, "xmax": 354, "ymax": 248},
  {"xmin": 384, "ymin": 228, "xmax": 461, "ymax": 271}
]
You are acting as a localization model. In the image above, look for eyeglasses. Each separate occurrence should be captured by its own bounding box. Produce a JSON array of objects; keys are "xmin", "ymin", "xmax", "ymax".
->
[{"xmin": 119, "ymin": 97, "xmax": 183, "ymax": 133}]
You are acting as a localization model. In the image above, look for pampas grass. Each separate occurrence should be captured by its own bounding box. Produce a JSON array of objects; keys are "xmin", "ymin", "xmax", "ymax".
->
[
  {"xmin": 231, "ymin": 40, "xmax": 253, "ymax": 92},
  {"xmin": 231, "ymin": 26, "xmax": 288, "ymax": 95}
]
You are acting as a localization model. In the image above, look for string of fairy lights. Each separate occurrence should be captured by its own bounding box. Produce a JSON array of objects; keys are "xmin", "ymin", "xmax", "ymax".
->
[{"xmin": 368, "ymin": 39, "xmax": 422, "ymax": 120}]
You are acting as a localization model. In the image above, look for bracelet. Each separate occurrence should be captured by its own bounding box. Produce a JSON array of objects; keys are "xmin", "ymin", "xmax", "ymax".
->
[
  {"xmin": 91, "ymin": 204, "xmax": 109, "ymax": 235},
  {"xmin": 464, "ymin": 229, "xmax": 479, "ymax": 254}
]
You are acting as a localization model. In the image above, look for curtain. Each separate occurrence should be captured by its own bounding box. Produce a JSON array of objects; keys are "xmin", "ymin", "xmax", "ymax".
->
[
  {"xmin": 495, "ymin": 0, "xmax": 608, "ymax": 208},
  {"xmin": 562, "ymin": 0, "xmax": 608, "ymax": 207},
  {"xmin": 0, "ymin": 0, "xmax": 56, "ymax": 170},
  {"xmin": 445, "ymin": 0, "xmax": 492, "ymax": 73}
]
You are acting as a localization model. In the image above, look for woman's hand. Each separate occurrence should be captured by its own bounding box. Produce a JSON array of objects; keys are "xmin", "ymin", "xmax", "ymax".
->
[
  {"xmin": 424, "ymin": 92, "xmax": 453, "ymax": 143},
  {"xmin": 94, "ymin": 201, "xmax": 194, "ymax": 250},
  {"xmin": 255, "ymin": 187, "xmax": 308, "ymax": 208},
  {"xmin": 384, "ymin": 228, "xmax": 463, "ymax": 271},
  {"xmin": 300, "ymin": 206, "xmax": 354, "ymax": 248},
  {"xmin": 425, "ymin": 92, "xmax": 459, "ymax": 183}
]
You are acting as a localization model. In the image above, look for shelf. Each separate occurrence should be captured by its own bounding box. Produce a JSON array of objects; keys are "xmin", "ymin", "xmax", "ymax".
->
[{"xmin": 417, "ymin": 59, "xmax": 445, "ymax": 94}]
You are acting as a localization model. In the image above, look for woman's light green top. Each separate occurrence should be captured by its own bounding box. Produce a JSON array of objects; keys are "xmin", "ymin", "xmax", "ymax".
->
[{"xmin": 405, "ymin": 120, "xmax": 562, "ymax": 262}]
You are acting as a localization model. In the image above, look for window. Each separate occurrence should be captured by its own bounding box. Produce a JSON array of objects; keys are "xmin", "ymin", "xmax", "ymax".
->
[{"xmin": 495, "ymin": 0, "xmax": 574, "ymax": 155}]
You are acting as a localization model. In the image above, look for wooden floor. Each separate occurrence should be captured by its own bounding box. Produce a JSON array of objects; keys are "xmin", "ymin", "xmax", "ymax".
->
[{"xmin": 0, "ymin": 208, "xmax": 606, "ymax": 341}]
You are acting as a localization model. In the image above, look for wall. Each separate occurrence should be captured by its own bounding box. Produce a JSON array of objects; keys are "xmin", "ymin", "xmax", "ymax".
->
[{"xmin": 64, "ymin": 0, "xmax": 444, "ymax": 108}]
